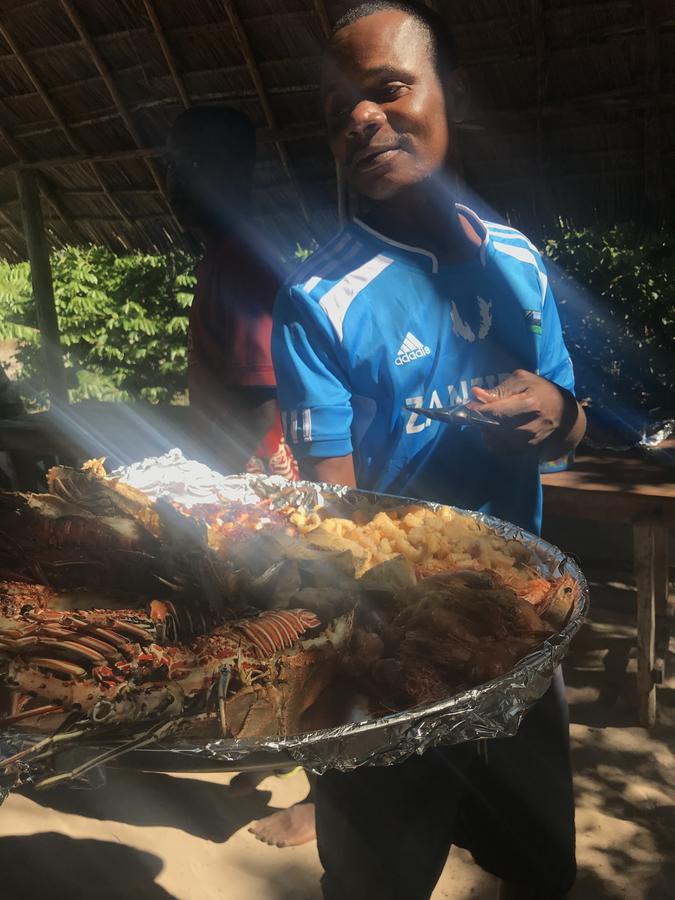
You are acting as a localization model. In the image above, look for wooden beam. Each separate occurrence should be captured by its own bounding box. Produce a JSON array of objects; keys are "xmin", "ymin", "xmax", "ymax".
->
[
  {"xmin": 0, "ymin": 29, "xmax": 139, "ymax": 64},
  {"xmin": 0, "ymin": 201, "xmax": 339, "ymax": 236},
  {"xmin": 1, "ymin": 54, "xmax": 324, "ymax": 108},
  {"xmin": 38, "ymin": 187, "xmax": 163, "ymax": 198},
  {"xmin": 1, "ymin": 170, "xmax": 336, "ymax": 202},
  {"xmin": 15, "ymin": 170, "xmax": 68, "ymax": 405},
  {"xmin": 8, "ymin": 86, "xmax": 320, "ymax": 141},
  {"xmin": 0, "ymin": 127, "xmax": 663, "ymax": 182},
  {"xmin": 142, "ymin": 0, "xmax": 191, "ymax": 109},
  {"xmin": 0, "ymin": 122, "xmax": 328, "ymax": 176},
  {"xmin": 222, "ymin": 0, "xmax": 312, "ymax": 226},
  {"xmin": 12, "ymin": 85, "xmax": 321, "ymax": 141},
  {"xmin": 0, "ymin": 148, "xmax": 157, "ymax": 173}
]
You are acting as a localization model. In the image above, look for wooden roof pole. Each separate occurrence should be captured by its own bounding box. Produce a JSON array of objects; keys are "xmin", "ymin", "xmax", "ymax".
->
[
  {"xmin": 0, "ymin": 19, "xmax": 135, "ymax": 234},
  {"xmin": 222, "ymin": 0, "xmax": 312, "ymax": 226},
  {"xmin": 15, "ymin": 169, "xmax": 68, "ymax": 406},
  {"xmin": 142, "ymin": 0, "xmax": 190, "ymax": 109}
]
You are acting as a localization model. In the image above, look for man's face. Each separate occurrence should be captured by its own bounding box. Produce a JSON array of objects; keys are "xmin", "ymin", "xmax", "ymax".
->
[
  {"xmin": 166, "ymin": 129, "xmax": 249, "ymax": 230},
  {"xmin": 322, "ymin": 10, "xmax": 450, "ymax": 201}
]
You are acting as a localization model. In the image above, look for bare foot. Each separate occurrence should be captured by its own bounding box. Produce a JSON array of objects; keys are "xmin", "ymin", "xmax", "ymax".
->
[{"xmin": 248, "ymin": 802, "xmax": 316, "ymax": 847}]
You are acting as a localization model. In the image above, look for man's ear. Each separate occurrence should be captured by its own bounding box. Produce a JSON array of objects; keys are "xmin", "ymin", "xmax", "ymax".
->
[{"xmin": 446, "ymin": 67, "xmax": 470, "ymax": 123}]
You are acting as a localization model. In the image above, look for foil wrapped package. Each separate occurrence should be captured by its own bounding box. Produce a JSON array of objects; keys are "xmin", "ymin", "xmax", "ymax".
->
[{"xmin": 1, "ymin": 451, "xmax": 588, "ymax": 790}]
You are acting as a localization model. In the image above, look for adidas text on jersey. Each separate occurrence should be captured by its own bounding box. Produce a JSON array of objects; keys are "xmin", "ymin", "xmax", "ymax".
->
[{"xmin": 395, "ymin": 331, "xmax": 431, "ymax": 366}]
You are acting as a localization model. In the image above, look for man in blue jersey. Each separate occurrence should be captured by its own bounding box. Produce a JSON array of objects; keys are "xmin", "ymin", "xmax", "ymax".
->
[{"xmin": 273, "ymin": 3, "xmax": 586, "ymax": 898}]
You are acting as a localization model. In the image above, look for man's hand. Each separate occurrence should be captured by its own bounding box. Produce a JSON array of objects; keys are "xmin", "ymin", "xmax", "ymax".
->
[{"xmin": 470, "ymin": 369, "xmax": 586, "ymax": 460}]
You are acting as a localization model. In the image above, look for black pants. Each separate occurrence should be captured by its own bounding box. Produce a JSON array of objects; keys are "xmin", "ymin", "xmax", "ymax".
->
[{"xmin": 315, "ymin": 669, "xmax": 575, "ymax": 900}]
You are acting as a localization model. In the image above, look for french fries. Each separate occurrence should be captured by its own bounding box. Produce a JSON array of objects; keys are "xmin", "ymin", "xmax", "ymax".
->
[{"xmin": 290, "ymin": 504, "xmax": 528, "ymax": 581}]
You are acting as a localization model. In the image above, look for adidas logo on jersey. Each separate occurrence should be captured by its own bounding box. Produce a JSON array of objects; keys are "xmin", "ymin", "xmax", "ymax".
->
[{"xmin": 395, "ymin": 332, "xmax": 431, "ymax": 366}]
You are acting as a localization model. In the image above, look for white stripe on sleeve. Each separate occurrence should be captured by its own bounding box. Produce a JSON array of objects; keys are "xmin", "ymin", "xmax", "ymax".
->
[
  {"xmin": 302, "ymin": 408, "xmax": 312, "ymax": 442},
  {"xmin": 319, "ymin": 253, "xmax": 394, "ymax": 342},
  {"xmin": 492, "ymin": 240, "xmax": 549, "ymax": 306}
]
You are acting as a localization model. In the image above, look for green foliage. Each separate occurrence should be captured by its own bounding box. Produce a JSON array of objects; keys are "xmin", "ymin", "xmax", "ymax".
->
[
  {"xmin": 0, "ymin": 246, "xmax": 195, "ymax": 407},
  {"xmin": 544, "ymin": 225, "xmax": 675, "ymax": 410}
]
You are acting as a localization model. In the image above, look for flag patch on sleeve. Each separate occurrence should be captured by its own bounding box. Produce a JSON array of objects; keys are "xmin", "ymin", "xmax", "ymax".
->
[{"xmin": 524, "ymin": 309, "xmax": 542, "ymax": 334}]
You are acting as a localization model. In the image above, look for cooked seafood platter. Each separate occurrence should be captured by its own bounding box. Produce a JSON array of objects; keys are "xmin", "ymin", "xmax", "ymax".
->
[{"xmin": 0, "ymin": 450, "xmax": 587, "ymax": 792}]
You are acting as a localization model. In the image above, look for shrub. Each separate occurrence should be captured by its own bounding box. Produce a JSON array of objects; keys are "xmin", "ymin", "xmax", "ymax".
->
[
  {"xmin": 0, "ymin": 246, "xmax": 194, "ymax": 407},
  {"xmin": 544, "ymin": 225, "xmax": 675, "ymax": 413}
]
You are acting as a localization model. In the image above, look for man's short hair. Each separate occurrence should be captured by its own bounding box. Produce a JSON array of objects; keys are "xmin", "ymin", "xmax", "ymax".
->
[{"xmin": 330, "ymin": 1, "xmax": 456, "ymax": 78}]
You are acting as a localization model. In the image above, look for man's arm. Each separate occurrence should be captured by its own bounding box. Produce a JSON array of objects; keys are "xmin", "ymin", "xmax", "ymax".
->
[
  {"xmin": 272, "ymin": 283, "xmax": 355, "ymax": 483},
  {"xmin": 299, "ymin": 453, "xmax": 357, "ymax": 488}
]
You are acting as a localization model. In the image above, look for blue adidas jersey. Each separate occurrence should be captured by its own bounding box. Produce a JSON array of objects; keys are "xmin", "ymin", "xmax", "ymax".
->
[{"xmin": 272, "ymin": 205, "xmax": 574, "ymax": 535}]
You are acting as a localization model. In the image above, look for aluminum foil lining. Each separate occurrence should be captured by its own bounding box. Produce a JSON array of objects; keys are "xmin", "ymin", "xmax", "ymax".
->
[
  {"xmin": 1, "ymin": 450, "xmax": 589, "ymax": 787},
  {"xmin": 584, "ymin": 416, "xmax": 675, "ymax": 453},
  {"xmin": 639, "ymin": 419, "xmax": 674, "ymax": 450}
]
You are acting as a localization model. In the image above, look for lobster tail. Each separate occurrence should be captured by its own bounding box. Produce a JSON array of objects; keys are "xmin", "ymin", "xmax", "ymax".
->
[{"xmin": 234, "ymin": 609, "xmax": 321, "ymax": 659}]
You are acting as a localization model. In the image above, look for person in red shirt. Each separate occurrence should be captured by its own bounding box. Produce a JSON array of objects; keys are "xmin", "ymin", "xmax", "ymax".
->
[
  {"xmin": 166, "ymin": 106, "xmax": 297, "ymax": 478},
  {"xmin": 165, "ymin": 107, "xmax": 311, "ymax": 846}
]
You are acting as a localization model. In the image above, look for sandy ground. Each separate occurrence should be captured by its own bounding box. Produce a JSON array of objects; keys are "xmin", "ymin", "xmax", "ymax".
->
[{"xmin": 1, "ymin": 575, "xmax": 673, "ymax": 900}]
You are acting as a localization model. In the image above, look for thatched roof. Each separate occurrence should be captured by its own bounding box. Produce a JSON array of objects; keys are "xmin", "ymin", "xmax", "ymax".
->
[{"xmin": 0, "ymin": 0, "xmax": 672, "ymax": 261}]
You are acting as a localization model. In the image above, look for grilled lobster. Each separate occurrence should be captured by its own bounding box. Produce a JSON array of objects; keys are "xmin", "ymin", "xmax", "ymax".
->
[{"xmin": 0, "ymin": 580, "xmax": 325, "ymax": 730}]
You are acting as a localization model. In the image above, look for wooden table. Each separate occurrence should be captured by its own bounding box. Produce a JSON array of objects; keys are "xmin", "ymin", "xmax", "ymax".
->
[{"xmin": 542, "ymin": 439, "xmax": 675, "ymax": 727}]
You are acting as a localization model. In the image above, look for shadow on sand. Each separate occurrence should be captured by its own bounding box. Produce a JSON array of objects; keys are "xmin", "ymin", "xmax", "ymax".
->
[
  {"xmin": 0, "ymin": 832, "xmax": 176, "ymax": 899},
  {"xmin": 562, "ymin": 591, "xmax": 675, "ymax": 900},
  {"xmin": 20, "ymin": 770, "xmax": 275, "ymax": 843}
]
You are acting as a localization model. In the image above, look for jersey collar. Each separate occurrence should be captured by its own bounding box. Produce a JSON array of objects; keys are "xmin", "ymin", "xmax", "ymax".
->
[{"xmin": 351, "ymin": 203, "xmax": 490, "ymax": 274}]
